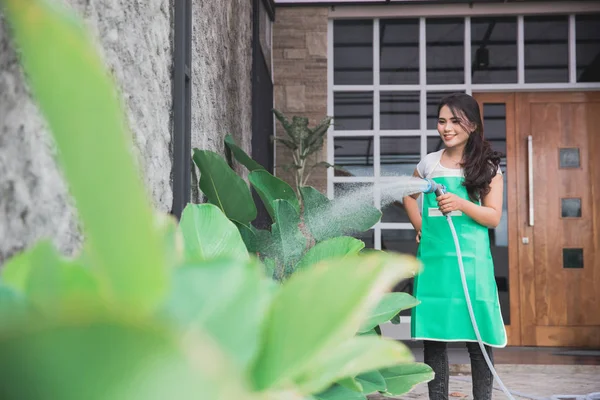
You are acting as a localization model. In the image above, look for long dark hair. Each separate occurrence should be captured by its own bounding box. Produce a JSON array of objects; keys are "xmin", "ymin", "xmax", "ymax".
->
[{"xmin": 438, "ymin": 93, "xmax": 502, "ymax": 201}]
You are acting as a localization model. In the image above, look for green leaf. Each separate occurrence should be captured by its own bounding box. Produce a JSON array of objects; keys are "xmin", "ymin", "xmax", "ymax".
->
[
  {"xmin": 294, "ymin": 336, "xmax": 414, "ymax": 394},
  {"xmin": 314, "ymin": 385, "xmax": 366, "ymax": 400},
  {"xmin": 273, "ymin": 137, "xmax": 299, "ymax": 150},
  {"xmin": 262, "ymin": 258, "xmax": 276, "ymax": 280},
  {"xmin": 295, "ymin": 237, "xmax": 364, "ymax": 271},
  {"xmin": 250, "ymin": 252, "xmax": 421, "ymax": 390},
  {"xmin": 300, "ymin": 186, "xmax": 381, "ymax": 242},
  {"xmin": 1, "ymin": 0, "xmax": 168, "ymax": 313},
  {"xmin": 179, "ymin": 204, "xmax": 249, "ymax": 262},
  {"xmin": 163, "ymin": 258, "xmax": 271, "ymax": 370},
  {"xmin": 336, "ymin": 377, "xmax": 363, "ymax": 393},
  {"xmin": 0, "ymin": 318, "xmax": 248, "ymax": 400},
  {"xmin": 1, "ymin": 241, "xmax": 102, "ymax": 314},
  {"xmin": 270, "ymin": 200, "xmax": 306, "ymax": 277},
  {"xmin": 224, "ymin": 134, "xmax": 265, "ymax": 172},
  {"xmin": 249, "ymin": 170, "xmax": 300, "ymax": 221},
  {"xmin": 379, "ymin": 363, "xmax": 434, "ymax": 396},
  {"xmin": 0, "ymin": 283, "xmax": 31, "ymax": 324},
  {"xmin": 355, "ymin": 371, "xmax": 387, "ymax": 394},
  {"xmin": 193, "ymin": 149, "xmax": 257, "ymax": 224},
  {"xmin": 357, "ymin": 292, "xmax": 420, "ymax": 334},
  {"xmin": 235, "ymin": 222, "xmax": 275, "ymax": 259}
]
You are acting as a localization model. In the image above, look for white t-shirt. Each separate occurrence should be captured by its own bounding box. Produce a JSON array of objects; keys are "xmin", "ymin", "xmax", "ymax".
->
[{"xmin": 416, "ymin": 149, "xmax": 502, "ymax": 179}]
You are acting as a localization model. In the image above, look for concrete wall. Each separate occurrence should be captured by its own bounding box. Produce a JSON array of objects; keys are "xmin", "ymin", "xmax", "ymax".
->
[
  {"xmin": 273, "ymin": 7, "xmax": 328, "ymax": 192},
  {"xmin": 0, "ymin": 0, "xmax": 254, "ymax": 264}
]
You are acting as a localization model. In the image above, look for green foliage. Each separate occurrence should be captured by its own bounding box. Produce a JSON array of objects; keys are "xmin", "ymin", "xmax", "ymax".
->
[
  {"xmin": 357, "ymin": 292, "xmax": 420, "ymax": 334},
  {"xmin": 249, "ymin": 170, "xmax": 300, "ymax": 221},
  {"xmin": 0, "ymin": 1, "xmax": 431, "ymax": 399},
  {"xmin": 224, "ymin": 134, "xmax": 265, "ymax": 172},
  {"xmin": 379, "ymin": 364, "xmax": 435, "ymax": 396},
  {"xmin": 300, "ymin": 186, "xmax": 382, "ymax": 242},
  {"xmin": 193, "ymin": 149, "xmax": 257, "ymax": 224},
  {"xmin": 272, "ymin": 109, "xmax": 337, "ymax": 192},
  {"xmin": 295, "ymin": 236, "xmax": 364, "ymax": 271},
  {"xmin": 179, "ymin": 204, "xmax": 249, "ymax": 262}
]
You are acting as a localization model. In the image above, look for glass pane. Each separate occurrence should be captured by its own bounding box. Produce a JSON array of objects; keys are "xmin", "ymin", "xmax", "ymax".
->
[
  {"xmin": 380, "ymin": 91, "xmax": 420, "ymax": 130},
  {"xmin": 482, "ymin": 102, "xmax": 509, "ymax": 324},
  {"xmin": 334, "ymin": 92, "xmax": 373, "ymax": 131},
  {"xmin": 524, "ymin": 15, "xmax": 569, "ymax": 83},
  {"xmin": 562, "ymin": 198, "xmax": 582, "ymax": 218},
  {"xmin": 382, "ymin": 229, "xmax": 418, "ymax": 315},
  {"xmin": 576, "ymin": 14, "xmax": 600, "ymax": 83},
  {"xmin": 427, "ymin": 91, "xmax": 464, "ymax": 129},
  {"xmin": 559, "ymin": 148, "xmax": 580, "ymax": 169},
  {"xmin": 334, "ymin": 20, "xmax": 373, "ymax": 85},
  {"xmin": 483, "ymin": 104, "xmax": 507, "ymax": 155},
  {"xmin": 427, "ymin": 136, "xmax": 444, "ymax": 154},
  {"xmin": 333, "ymin": 182, "xmax": 374, "ymax": 204},
  {"xmin": 333, "ymin": 136, "xmax": 374, "ymax": 177},
  {"xmin": 471, "ymin": 17, "xmax": 518, "ymax": 84},
  {"xmin": 563, "ymin": 248, "xmax": 584, "ymax": 269},
  {"xmin": 380, "ymin": 19, "xmax": 419, "ymax": 84},
  {"xmin": 380, "ymin": 136, "xmax": 421, "ymax": 177},
  {"xmin": 426, "ymin": 18, "xmax": 465, "ymax": 84}
]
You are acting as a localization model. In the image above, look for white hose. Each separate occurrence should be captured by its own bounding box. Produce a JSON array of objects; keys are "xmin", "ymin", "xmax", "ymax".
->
[
  {"xmin": 446, "ymin": 215, "xmax": 516, "ymax": 400},
  {"xmin": 445, "ymin": 215, "xmax": 600, "ymax": 400}
]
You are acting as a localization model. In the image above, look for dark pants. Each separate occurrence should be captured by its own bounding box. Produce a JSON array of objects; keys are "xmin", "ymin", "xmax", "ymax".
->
[{"xmin": 423, "ymin": 340, "xmax": 494, "ymax": 400}]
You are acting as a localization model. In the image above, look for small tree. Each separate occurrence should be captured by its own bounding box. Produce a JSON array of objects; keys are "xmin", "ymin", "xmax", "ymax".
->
[{"xmin": 272, "ymin": 109, "xmax": 338, "ymax": 193}]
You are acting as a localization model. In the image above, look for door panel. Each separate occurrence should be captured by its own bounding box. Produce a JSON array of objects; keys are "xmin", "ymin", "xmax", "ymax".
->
[{"xmin": 516, "ymin": 92, "xmax": 600, "ymax": 348}]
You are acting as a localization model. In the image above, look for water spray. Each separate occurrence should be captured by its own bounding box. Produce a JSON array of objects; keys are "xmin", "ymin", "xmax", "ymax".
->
[{"xmin": 419, "ymin": 178, "xmax": 600, "ymax": 400}]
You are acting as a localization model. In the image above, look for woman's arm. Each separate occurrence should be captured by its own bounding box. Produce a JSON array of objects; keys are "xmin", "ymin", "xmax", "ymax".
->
[
  {"xmin": 403, "ymin": 169, "xmax": 423, "ymax": 238},
  {"xmin": 436, "ymin": 173, "xmax": 503, "ymax": 228}
]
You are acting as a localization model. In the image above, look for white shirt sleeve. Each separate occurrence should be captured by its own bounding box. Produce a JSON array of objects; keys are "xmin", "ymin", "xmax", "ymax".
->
[{"xmin": 416, "ymin": 150, "xmax": 443, "ymax": 178}]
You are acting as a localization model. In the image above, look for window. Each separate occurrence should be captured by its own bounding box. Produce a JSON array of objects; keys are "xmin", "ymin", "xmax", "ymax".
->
[{"xmin": 329, "ymin": 13, "xmax": 600, "ymax": 254}]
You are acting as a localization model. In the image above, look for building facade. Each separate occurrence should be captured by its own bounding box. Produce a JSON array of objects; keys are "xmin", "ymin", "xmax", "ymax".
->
[
  {"xmin": 273, "ymin": 0, "xmax": 600, "ymax": 347},
  {"xmin": 0, "ymin": 0, "xmax": 275, "ymax": 262}
]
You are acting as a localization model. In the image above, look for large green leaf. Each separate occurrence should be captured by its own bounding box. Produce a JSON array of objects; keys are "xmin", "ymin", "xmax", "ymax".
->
[
  {"xmin": 250, "ymin": 252, "xmax": 421, "ymax": 390},
  {"xmin": 379, "ymin": 363, "xmax": 434, "ymax": 396},
  {"xmin": 336, "ymin": 377, "xmax": 363, "ymax": 393},
  {"xmin": 294, "ymin": 336, "xmax": 414, "ymax": 394},
  {"xmin": 193, "ymin": 149, "xmax": 257, "ymax": 225},
  {"xmin": 163, "ymin": 258, "xmax": 271, "ymax": 370},
  {"xmin": 1, "ymin": 241, "xmax": 102, "ymax": 314},
  {"xmin": 0, "ymin": 283, "xmax": 31, "ymax": 324},
  {"xmin": 1, "ymin": 0, "xmax": 168, "ymax": 313},
  {"xmin": 224, "ymin": 134, "xmax": 265, "ymax": 172},
  {"xmin": 0, "ymin": 318, "xmax": 250, "ymax": 400},
  {"xmin": 249, "ymin": 170, "xmax": 299, "ymax": 221},
  {"xmin": 300, "ymin": 186, "xmax": 381, "ymax": 242},
  {"xmin": 357, "ymin": 292, "xmax": 420, "ymax": 334},
  {"xmin": 355, "ymin": 371, "xmax": 387, "ymax": 394},
  {"xmin": 179, "ymin": 204, "xmax": 249, "ymax": 262},
  {"xmin": 270, "ymin": 200, "xmax": 306, "ymax": 277},
  {"xmin": 235, "ymin": 222, "xmax": 275, "ymax": 259},
  {"xmin": 295, "ymin": 237, "xmax": 364, "ymax": 271},
  {"xmin": 314, "ymin": 385, "xmax": 366, "ymax": 400}
]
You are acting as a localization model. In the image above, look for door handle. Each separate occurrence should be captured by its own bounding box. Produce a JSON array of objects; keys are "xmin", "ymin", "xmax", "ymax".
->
[{"xmin": 528, "ymin": 135, "xmax": 534, "ymax": 226}]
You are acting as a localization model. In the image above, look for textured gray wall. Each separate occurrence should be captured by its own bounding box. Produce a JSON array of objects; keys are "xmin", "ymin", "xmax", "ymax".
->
[
  {"xmin": 0, "ymin": 0, "xmax": 254, "ymax": 264},
  {"xmin": 190, "ymin": 0, "xmax": 253, "ymax": 198}
]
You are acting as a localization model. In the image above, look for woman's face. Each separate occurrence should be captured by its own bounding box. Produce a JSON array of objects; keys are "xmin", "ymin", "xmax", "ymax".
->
[{"xmin": 437, "ymin": 105, "xmax": 473, "ymax": 149}]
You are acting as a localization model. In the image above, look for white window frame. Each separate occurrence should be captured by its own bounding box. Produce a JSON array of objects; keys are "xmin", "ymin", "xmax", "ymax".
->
[{"xmin": 327, "ymin": 2, "xmax": 600, "ymax": 327}]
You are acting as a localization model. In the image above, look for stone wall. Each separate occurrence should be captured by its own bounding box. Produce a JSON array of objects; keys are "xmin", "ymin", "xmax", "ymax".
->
[
  {"xmin": 0, "ymin": 0, "xmax": 254, "ymax": 264},
  {"xmin": 273, "ymin": 7, "xmax": 329, "ymax": 193}
]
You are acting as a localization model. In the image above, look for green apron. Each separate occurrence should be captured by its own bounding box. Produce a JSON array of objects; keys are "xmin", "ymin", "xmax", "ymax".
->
[{"xmin": 411, "ymin": 174, "xmax": 507, "ymax": 347}]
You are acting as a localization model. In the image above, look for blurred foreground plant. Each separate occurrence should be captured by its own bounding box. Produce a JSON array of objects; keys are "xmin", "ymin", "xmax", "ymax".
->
[{"xmin": 0, "ymin": 0, "xmax": 432, "ymax": 399}]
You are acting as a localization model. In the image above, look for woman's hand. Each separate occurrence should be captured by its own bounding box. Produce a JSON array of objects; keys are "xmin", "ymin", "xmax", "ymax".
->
[
  {"xmin": 416, "ymin": 230, "xmax": 422, "ymax": 243},
  {"xmin": 436, "ymin": 193, "xmax": 465, "ymax": 214}
]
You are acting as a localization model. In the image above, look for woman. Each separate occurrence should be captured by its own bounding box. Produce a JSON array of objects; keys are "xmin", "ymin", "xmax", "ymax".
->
[{"xmin": 403, "ymin": 93, "xmax": 506, "ymax": 400}]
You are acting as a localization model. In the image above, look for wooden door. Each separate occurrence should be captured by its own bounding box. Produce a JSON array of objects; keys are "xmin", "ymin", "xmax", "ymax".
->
[
  {"xmin": 516, "ymin": 92, "xmax": 600, "ymax": 348},
  {"xmin": 473, "ymin": 93, "xmax": 521, "ymax": 346}
]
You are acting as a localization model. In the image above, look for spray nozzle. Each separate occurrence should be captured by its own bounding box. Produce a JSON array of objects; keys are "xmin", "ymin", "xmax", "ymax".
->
[{"xmin": 423, "ymin": 178, "xmax": 447, "ymax": 197}]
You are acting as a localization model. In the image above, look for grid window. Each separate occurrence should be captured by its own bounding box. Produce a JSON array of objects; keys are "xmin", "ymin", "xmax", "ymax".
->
[{"xmin": 329, "ymin": 12, "xmax": 600, "ymax": 255}]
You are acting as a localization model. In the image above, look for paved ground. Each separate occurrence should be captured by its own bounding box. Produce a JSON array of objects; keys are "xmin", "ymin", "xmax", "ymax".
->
[{"xmin": 369, "ymin": 365, "xmax": 600, "ymax": 400}]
